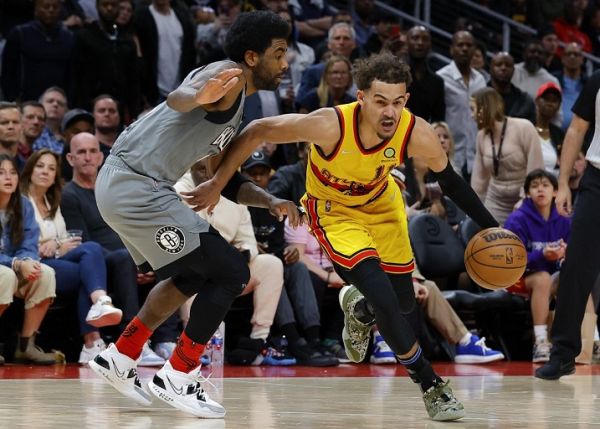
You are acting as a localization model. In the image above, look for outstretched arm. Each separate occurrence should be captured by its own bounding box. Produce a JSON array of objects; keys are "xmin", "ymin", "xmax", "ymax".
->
[
  {"xmin": 181, "ymin": 108, "xmax": 340, "ymax": 210},
  {"xmin": 167, "ymin": 61, "xmax": 244, "ymax": 112},
  {"xmin": 408, "ymin": 117, "xmax": 499, "ymax": 228}
]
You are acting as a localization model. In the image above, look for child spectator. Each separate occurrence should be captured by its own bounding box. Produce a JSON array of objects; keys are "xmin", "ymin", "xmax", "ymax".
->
[{"xmin": 504, "ymin": 169, "xmax": 570, "ymax": 362}]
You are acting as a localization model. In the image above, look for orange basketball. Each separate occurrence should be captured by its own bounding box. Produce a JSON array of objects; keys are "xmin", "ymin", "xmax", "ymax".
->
[{"xmin": 464, "ymin": 227, "xmax": 527, "ymax": 290}]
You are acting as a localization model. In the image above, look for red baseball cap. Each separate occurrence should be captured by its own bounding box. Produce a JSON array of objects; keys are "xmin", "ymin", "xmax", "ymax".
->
[{"xmin": 536, "ymin": 82, "xmax": 562, "ymax": 99}]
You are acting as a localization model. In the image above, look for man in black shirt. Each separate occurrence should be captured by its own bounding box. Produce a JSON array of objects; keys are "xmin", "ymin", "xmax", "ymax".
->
[
  {"xmin": 404, "ymin": 26, "xmax": 445, "ymax": 123},
  {"xmin": 488, "ymin": 52, "xmax": 536, "ymax": 124}
]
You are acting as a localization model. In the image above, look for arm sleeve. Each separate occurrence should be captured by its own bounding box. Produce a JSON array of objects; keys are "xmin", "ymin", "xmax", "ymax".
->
[
  {"xmin": 221, "ymin": 170, "xmax": 252, "ymax": 203},
  {"xmin": 433, "ymin": 161, "xmax": 499, "ymax": 228}
]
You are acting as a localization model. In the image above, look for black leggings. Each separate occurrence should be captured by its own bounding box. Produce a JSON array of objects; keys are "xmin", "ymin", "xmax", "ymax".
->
[{"xmin": 336, "ymin": 258, "xmax": 421, "ymax": 356}]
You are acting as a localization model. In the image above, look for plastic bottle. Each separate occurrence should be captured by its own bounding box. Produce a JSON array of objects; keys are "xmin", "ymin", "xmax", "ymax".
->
[{"xmin": 209, "ymin": 322, "xmax": 225, "ymax": 367}]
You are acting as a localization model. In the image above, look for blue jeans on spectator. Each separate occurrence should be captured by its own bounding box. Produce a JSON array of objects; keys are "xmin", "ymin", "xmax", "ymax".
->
[{"xmin": 44, "ymin": 241, "xmax": 107, "ymax": 335}]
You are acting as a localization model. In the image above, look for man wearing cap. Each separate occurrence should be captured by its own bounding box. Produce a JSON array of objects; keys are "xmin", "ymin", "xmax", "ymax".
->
[
  {"xmin": 535, "ymin": 82, "xmax": 564, "ymax": 176},
  {"xmin": 488, "ymin": 52, "xmax": 536, "ymax": 124},
  {"xmin": 60, "ymin": 108, "xmax": 95, "ymax": 181}
]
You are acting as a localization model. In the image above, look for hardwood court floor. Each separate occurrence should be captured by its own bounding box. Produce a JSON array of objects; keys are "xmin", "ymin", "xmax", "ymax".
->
[{"xmin": 1, "ymin": 363, "xmax": 599, "ymax": 429}]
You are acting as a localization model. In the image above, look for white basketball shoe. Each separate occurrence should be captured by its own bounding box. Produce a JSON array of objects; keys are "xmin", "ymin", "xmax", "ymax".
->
[{"xmin": 148, "ymin": 361, "xmax": 226, "ymax": 418}]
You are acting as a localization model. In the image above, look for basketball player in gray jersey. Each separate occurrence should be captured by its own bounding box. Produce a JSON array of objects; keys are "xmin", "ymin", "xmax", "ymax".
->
[{"xmin": 88, "ymin": 11, "xmax": 299, "ymax": 418}]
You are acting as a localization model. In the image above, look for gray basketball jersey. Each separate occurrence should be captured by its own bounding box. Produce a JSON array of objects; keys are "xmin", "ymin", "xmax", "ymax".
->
[{"xmin": 112, "ymin": 72, "xmax": 245, "ymax": 183}]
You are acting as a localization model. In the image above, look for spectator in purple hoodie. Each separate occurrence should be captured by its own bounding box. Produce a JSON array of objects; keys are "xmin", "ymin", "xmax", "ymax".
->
[{"xmin": 504, "ymin": 169, "xmax": 570, "ymax": 363}]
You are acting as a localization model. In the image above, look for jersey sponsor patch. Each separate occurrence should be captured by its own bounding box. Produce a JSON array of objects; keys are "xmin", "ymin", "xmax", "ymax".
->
[
  {"xmin": 210, "ymin": 125, "xmax": 236, "ymax": 152},
  {"xmin": 155, "ymin": 226, "xmax": 185, "ymax": 254}
]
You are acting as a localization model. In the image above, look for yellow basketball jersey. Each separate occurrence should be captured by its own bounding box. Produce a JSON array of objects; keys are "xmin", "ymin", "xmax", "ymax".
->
[{"xmin": 305, "ymin": 101, "xmax": 415, "ymax": 207}]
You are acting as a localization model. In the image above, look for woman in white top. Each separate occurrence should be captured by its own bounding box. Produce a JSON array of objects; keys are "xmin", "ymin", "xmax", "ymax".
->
[
  {"xmin": 534, "ymin": 82, "xmax": 564, "ymax": 176},
  {"xmin": 21, "ymin": 149, "xmax": 122, "ymax": 364},
  {"xmin": 471, "ymin": 87, "xmax": 545, "ymax": 225}
]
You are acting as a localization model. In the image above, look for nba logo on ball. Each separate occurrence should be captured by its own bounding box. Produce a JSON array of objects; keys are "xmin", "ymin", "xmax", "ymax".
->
[
  {"xmin": 155, "ymin": 226, "xmax": 185, "ymax": 254},
  {"xmin": 464, "ymin": 227, "xmax": 527, "ymax": 290}
]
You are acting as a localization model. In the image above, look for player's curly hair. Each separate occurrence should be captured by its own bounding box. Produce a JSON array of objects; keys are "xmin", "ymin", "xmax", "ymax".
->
[
  {"xmin": 224, "ymin": 11, "xmax": 291, "ymax": 63},
  {"xmin": 352, "ymin": 53, "xmax": 412, "ymax": 91}
]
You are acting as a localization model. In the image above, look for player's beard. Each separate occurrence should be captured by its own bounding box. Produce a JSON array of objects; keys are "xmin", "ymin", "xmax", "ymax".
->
[{"xmin": 253, "ymin": 62, "xmax": 279, "ymax": 91}]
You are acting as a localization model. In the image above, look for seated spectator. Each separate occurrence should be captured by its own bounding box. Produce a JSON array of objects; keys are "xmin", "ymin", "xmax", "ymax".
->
[
  {"xmin": 37, "ymin": 86, "xmax": 68, "ymax": 154},
  {"xmin": 411, "ymin": 268, "xmax": 504, "ymax": 364},
  {"xmin": 297, "ymin": 55, "xmax": 355, "ymax": 113},
  {"xmin": 242, "ymin": 150, "xmax": 340, "ymax": 365},
  {"xmin": 539, "ymin": 24, "xmax": 562, "ymax": 75},
  {"xmin": 0, "ymin": 102, "xmax": 21, "ymax": 166},
  {"xmin": 0, "ymin": 154, "xmax": 57, "ymax": 365},
  {"xmin": 511, "ymin": 39, "xmax": 561, "ymax": 102},
  {"xmin": 488, "ymin": 52, "xmax": 536, "ymax": 124},
  {"xmin": 534, "ymin": 83, "xmax": 564, "ymax": 176},
  {"xmin": 296, "ymin": 23, "xmax": 356, "ymax": 101},
  {"xmin": 92, "ymin": 94, "xmax": 121, "ymax": 161},
  {"xmin": 504, "ymin": 169, "xmax": 570, "ymax": 362},
  {"xmin": 175, "ymin": 161, "xmax": 288, "ymax": 366},
  {"xmin": 20, "ymin": 149, "xmax": 123, "ymax": 364},
  {"xmin": 60, "ymin": 132, "xmax": 168, "ymax": 365},
  {"xmin": 553, "ymin": 42, "xmax": 587, "ymax": 131},
  {"xmin": 18, "ymin": 101, "xmax": 46, "ymax": 167},
  {"xmin": 471, "ymin": 87, "xmax": 544, "ymax": 225}
]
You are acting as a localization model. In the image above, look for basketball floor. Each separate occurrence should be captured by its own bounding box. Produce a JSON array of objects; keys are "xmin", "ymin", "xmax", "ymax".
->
[{"xmin": 1, "ymin": 363, "xmax": 599, "ymax": 428}]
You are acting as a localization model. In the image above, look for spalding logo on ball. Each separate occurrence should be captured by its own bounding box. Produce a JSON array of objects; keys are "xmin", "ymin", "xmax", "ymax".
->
[{"xmin": 464, "ymin": 227, "xmax": 527, "ymax": 290}]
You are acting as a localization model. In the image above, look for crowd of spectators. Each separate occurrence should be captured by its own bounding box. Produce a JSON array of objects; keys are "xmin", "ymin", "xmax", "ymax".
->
[{"xmin": 0, "ymin": 0, "xmax": 599, "ymax": 366}]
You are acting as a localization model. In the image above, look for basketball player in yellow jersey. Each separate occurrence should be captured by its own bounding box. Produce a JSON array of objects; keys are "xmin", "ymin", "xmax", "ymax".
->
[{"xmin": 187, "ymin": 53, "xmax": 499, "ymax": 421}]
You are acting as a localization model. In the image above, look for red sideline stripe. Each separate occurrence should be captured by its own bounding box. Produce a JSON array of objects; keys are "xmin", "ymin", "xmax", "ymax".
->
[
  {"xmin": 380, "ymin": 260, "xmax": 415, "ymax": 274},
  {"xmin": 305, "ymin": 198, "xmax": 379, "ymax": 269}
]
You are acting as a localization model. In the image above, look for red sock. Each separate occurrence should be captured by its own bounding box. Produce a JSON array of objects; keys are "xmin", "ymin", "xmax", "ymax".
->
[
  {"xmin": 169, "ymin": 332, "xmax": 205, "ymax": 373},
  {"xmin": 115, "ymin": 317, "xmax": 153, "ymax": 360}
]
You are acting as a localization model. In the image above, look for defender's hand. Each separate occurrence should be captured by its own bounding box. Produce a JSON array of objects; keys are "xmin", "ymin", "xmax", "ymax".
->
[
  {"xmin": 268, "ymin": 197, "xmax": 302, "ymax": 227},
  {"xmin": 181, "ymin": 178, "xmax": 222, "ymax": 213}
]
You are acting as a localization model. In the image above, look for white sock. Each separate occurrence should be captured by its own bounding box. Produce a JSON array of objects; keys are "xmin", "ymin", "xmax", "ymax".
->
[
  {"xmin": 458, "ymin": 332, "xmax": 472, "ymax": 346},
  {"xmin": 534, "ymin": 325, "xmax": 548, "ymax": 344},
  {"xmin": 594, "ymin": 326, "xmax": 599, "ymax": 342}
]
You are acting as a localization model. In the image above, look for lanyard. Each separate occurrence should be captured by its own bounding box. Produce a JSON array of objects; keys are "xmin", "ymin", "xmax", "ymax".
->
[{"xmin": 490, "ymin": 119, "xmax": 507, "ymax": 177}]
